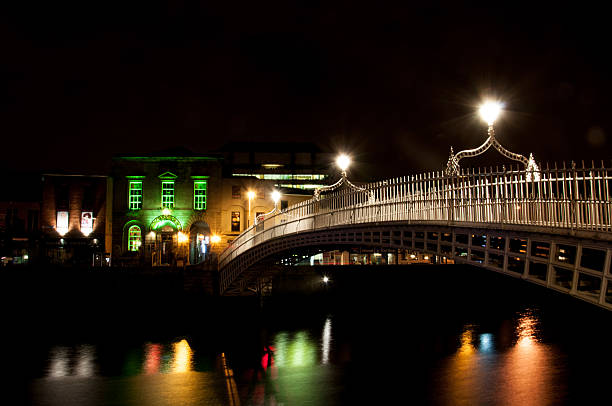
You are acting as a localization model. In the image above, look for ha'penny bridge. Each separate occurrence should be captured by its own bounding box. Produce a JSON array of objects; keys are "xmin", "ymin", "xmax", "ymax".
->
[{"xmin": 218, "ymin": 103, "xmax": 612, "ymax": 310}]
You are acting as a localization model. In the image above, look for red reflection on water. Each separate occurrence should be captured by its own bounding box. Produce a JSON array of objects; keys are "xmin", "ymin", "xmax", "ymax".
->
[
  {"xmin": 144, "ymin": 343, "xmax": 162, "ymax": 375},
  {"xmin": 261, "ymin": 346, "xmax": 275, "ymax": 371}
]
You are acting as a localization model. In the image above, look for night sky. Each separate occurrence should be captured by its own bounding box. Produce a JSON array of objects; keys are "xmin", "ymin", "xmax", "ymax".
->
[{"xmin": 2, "ymin": 2, "xmax": 611, "ymax": 180}]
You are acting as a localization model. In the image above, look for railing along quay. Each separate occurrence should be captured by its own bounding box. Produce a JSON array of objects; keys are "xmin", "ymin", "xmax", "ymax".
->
[{"xmin": 219, "ymin": 161, "xmax": 612, "ymax": 292}]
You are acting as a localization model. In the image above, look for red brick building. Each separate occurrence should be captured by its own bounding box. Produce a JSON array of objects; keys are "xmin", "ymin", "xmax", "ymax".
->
[{"xmin": 40, "ymin": 174, "xmax": 112, "ymax": 266}]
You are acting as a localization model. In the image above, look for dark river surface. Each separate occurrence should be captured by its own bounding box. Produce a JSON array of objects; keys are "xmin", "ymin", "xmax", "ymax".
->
[{"xmin": 11, "ymin": 265, "xmax": 612, "ymax": 405}]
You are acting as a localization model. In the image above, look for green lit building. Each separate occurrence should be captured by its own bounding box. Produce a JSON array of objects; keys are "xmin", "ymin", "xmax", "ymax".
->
[
  {"xmin": 111, "ymin": 152, "xmax": 224, "ymax": 266},
  {"xmin": 112, "ymin": 144, "xmax": 329, "ymax": 267}
]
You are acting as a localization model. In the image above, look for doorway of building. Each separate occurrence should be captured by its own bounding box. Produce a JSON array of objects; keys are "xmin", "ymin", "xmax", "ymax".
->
[
  {"xmin": 159, "ymin": 226, "xmax": 175, "ymax": 265},
  {"xmin": 189, "ymin": 221, "xmax": 211, "ymax": 265}
]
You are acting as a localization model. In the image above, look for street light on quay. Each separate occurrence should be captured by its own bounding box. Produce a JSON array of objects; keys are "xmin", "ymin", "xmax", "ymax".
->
[{"xmin": 247, "ymin": 190, "xmax": 256, "ymax": 227}]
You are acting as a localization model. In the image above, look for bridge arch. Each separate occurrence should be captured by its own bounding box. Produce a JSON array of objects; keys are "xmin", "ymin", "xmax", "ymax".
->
[{"xmin": 219, "ymin": 162, "xmax": 612, "ymax": 309}]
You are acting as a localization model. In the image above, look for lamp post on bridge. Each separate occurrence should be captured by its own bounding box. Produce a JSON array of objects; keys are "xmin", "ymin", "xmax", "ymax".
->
[
  {"xmin": 314, "ymin": 153, "xmax": 374, "ymax": 202},
  {"xmin": 271, "ymin": 190, "xmax": 281, "ymax": 212},
  {"xmin": 445, "ymin": 100, "xmax": 540, "ymax": 181}
]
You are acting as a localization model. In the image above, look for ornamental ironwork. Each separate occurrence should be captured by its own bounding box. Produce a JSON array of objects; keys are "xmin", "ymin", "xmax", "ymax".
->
[
  {"xmin": 313, "ymin": 167, "xmax": 375, "ymax": 203},
  {"xmin": 445, "ymin": 124, "xmax": 540, "ymax": 181}
]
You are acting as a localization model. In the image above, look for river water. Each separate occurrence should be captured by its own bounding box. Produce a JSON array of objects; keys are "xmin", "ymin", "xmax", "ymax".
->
[{"xmin": 16, "ymin": 265, "xmax": 612, "ymax": 405}]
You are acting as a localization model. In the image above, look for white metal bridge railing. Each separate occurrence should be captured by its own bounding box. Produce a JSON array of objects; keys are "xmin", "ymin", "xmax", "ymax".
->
[{"xmin": 219, "ymin": 161, "xmax": 612, "ymax": 287}]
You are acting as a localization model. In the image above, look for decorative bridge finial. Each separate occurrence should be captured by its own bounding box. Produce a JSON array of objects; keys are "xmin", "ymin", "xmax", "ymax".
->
[
  {"xmin": 445, "ymin": 146, "xmax": 459, "ymax": 176},
  {"xmin": 314, "ymin": 154, "xmax": 375, "ymax": 203},
  {"xmin": 444, "ymin": 100, "xmax": 540, "ymax": 180}
]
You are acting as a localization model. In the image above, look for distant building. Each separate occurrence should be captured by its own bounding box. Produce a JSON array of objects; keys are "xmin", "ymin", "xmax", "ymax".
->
[
  {"xmin": 0, "ymin": 173, "xmax": 42, "ymax": 265},
  {"xmin": 218, "ymin": 141, "xmax": 332, "ymax": 191},
  {"xmin": 40, "ymin": 174, "xmax": 111, "ymax": 266}
]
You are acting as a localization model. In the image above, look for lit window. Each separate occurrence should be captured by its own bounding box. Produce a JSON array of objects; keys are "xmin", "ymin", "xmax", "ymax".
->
[
  {"xmin": 162, "ymin": 181, "xmax": 174, "ymax": 209},
  {"xmin": 231, "ymin": 211, "xmax": 240, "ymax": 232},
  {"xmin": 129, "ymin": 181, "xmax": 142, "ymax": 210},
  {"xmin": 232, "ymin": 186, "xmax": 241, "ymax": 199},
  {"xmin": 128, "ymin": 225, "xmax": 141, "ymax": 251},
  {"xmin": 194, "ymin": 181, "xmax": 207, "ymax": 210}
]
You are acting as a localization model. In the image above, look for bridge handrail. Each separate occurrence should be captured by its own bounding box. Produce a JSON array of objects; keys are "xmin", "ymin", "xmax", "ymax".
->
[{"xmin": 219, "ymin": 161, "xmax": 612, "ymax": 277}]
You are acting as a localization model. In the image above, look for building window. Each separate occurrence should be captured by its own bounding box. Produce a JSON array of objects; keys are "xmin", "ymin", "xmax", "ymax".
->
[
  {"xmin": 162, "ymin": 181, "xmax": 174, "ymax": 209},
  {"xmin": 128, "ymin": 225, "xmax": 142, "ymax": 252},
  {"xmin": 231, "ymin": 211, "xmax": 240, "ymax": 232},
  {"xmin": 129, "ymin": 181, "xmax": 142, "ymax": 210},
  {"xmin": 194, "ymin": 181, "xmax": 207, "ymax": 210},
  {"xmin": 232, "ymin": 185, "xmax": 241, "ymax": 199},
  {"xmin": 281, "ymin": 200, "xmax": 289, "ymax": 210}
]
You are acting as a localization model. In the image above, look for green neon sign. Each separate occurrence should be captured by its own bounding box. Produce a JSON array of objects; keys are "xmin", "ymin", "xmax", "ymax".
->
[{"xmin": 150, "ymin": 214, "xmax": 182, "ymax": 231}]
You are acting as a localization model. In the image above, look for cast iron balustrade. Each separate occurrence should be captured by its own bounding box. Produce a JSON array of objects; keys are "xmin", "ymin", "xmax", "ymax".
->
[{"xmin": 219, "ymin": 161, "xmax": 612, "ymax": 294}]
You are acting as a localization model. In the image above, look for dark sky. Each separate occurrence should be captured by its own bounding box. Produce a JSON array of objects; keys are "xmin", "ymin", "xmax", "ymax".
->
[{"xmin": 2, "ymin": 2, "xmax": 611, "ymax": 179}]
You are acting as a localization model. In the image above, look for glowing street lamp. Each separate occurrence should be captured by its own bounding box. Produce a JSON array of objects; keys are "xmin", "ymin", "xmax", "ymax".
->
[
  {"xmin": 478, "ymin": 100, "xmax": 502, "ymax": 127},
  {"xmin": 210, "ymin": 234, "xmax": 221, "ymax": 244},
  {"xmin": 178, "ymin": 231, "xmax": 189, "ymax": 244},
  {"xmin": 336, "ymin": 154, "xmax": 351, "ymax": 175},
  {"xmin": 271, "ymin": 190, "xmax": 281, "ymax": 210}
]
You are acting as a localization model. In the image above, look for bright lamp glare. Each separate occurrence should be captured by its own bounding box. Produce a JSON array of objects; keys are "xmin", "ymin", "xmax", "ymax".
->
[
  {"xmin": 479, "ymin": 101, "xmax": 502, "ymax": 125},
  {"xmin": 336, "ymin": 154, "xmax": 351, "ymax": 171},
  {"xmin": 247, "ymin": 190, "xmax": 256, "ymax": 200},
  {"xmin": 271, "ymin": 190, "xmax": 281, "ymax": 203}
]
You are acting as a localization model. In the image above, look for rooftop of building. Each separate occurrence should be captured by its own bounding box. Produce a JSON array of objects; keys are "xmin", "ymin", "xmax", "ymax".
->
[{"xmin": 113, "ymin": 146, "xmax": 223, "ymax": 161}]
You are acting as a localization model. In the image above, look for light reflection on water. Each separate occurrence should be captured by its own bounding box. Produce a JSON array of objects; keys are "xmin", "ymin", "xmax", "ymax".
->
[
  {"xmin": 46, "ymin": 339, "xmax": 194, "ymax": 378},
  {"xmin": 442, "ymin": 309, "xmax": 562, "ymax": 406},
  {"xmin": 48, "ymin": 345, "xmax": 96, "ymax": 378},
  {"xmin": 29, "ymin": 305, "xmax": 579, "ymax": 405}
]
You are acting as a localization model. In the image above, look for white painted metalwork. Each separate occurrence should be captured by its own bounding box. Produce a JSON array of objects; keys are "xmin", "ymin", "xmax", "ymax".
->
[
  {"xmin": 313, "ymin": 165, "xmax": 374, "ymax": 203},
  {"xmin": 446, "ymin": 124, "xmax": 540, "ymax": 181},
  {"xmin": 220, "ymin": 161, "xmax": 612, "ymax": 293}
]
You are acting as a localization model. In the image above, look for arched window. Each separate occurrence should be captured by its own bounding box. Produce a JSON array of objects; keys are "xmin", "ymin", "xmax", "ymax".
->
[{"xmin": 128, "ymin": 225, "xmax": 142, "ymax": 252}]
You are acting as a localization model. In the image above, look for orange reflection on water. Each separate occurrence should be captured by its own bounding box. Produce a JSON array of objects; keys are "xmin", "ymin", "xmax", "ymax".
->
[
  {"xmin": 172, "ymin": 339, "xmax": 193, "ymax": 373},
  {"xmin": 458, "ymin": 328, "xmax": 475, "ymax": 356},
  {"xmin": 443, "ymin": 326, "xmax": 481, "ymax": 405},
  {"xmin": 498, "ymin": 312, "xmax": 554, "ymax": 406}
]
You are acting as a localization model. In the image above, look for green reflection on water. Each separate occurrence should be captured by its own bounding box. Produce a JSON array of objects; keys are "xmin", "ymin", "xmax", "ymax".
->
[{"xmin": 273, "ymin": 331, "xmax": 316, "ymax": 368}]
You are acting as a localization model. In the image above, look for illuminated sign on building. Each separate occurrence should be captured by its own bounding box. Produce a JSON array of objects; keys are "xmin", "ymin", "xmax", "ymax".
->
[
  {"xmin": 56, "ymin": 211, "xmax": 69, "ymax": 235},
  {"xmin": 81, "ymin": 212, "xmax": 93, "ymax": 236}
]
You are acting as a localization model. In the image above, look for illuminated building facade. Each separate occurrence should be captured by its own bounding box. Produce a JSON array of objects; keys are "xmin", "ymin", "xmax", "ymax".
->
[
  {"xmin": 40, "ymin": 174, "xmax": 111, "ymax": 265},
  {"xmin": 111, "ymin": 153, "xmax": 224, "ymax": 266},
  {"xmin": 112, "ymin": 149, "xmax": 316, "ymax": 266}
]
